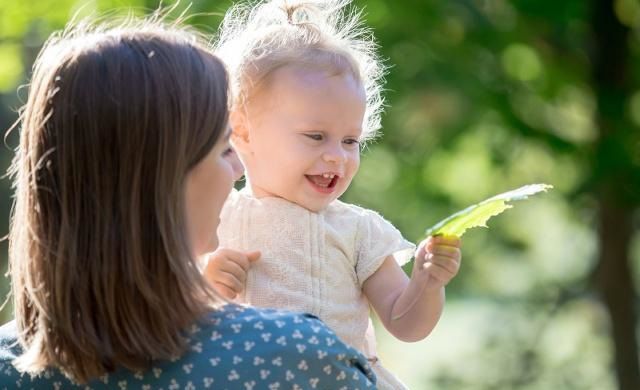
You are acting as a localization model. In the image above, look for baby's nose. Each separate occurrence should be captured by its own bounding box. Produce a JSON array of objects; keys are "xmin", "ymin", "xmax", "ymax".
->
[{"xmin": 322, "ymin": 145, "xmax": 346, "ymax": 164}]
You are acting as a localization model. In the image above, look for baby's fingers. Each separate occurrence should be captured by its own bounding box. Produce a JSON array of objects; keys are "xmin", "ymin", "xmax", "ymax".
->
[
  {"xmin": 213, "ymin": 281, "xmax": 239, "ymax": 300},
  {"xmin": 428, "ymin": 245, "xmax": 461, "ymax": 261},
  {"xmin": 216, "ymin": 259, "xmax": 250, "ymax": 283},
  {"xmin": 424, "ymin": 265, "xmax": 452, "ymax": 285},
  {"xmin": 211, "ymin": 271, "xmax": 244, "ymax": 299},
  {"xmin": 247, "ymin": 250, "xmax": 261, "ymax": 263},
  {"xmin": 223, "ymin": 249, "xmax": 261, "ymax": 271},
  {"xmin": 428, "ymin": 235, "xmax": 461, "ymax": 249},
  {"xmin": 417, "ymin": 236, "xmax": 461, "ymax": 258},
  {"xmin": 425, "ymin": 253, "xmax": 460, "ymax": 275}
]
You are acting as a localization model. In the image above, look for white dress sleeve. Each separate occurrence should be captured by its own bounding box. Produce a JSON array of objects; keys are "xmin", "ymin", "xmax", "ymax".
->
[{"xmin": 354, "ymin": 208, "xmax": 415, "ymax": 287}]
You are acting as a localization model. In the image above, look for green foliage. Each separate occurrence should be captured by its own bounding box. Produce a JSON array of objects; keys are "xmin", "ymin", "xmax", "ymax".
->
[
  {"xmin": 0, "ymin": 44, "xmax": 21, "ymax": 91},
  {"xmin": 0, "ymin": 0, "xmax": 638, "ymax": 389}
]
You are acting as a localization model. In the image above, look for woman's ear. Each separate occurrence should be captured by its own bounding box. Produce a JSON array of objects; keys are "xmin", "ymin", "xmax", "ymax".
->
[{"xmin": 229, "ymin": 109, "xmax": 250, "ymax": 154}]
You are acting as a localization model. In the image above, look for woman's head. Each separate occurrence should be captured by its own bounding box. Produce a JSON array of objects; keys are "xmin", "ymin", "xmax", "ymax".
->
[
  {"xmin": 9, "ymin": 14, "xmax": 232, "ymax": 382},
  {"xmin": 214, "ymin": 0, "xmax": 385, "ymax": 142}
]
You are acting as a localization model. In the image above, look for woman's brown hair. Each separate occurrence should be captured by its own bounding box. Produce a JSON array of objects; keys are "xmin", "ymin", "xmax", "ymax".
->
[{"xmin": 7, "ymin": 13, "xmax": 227, "ymax": 383}]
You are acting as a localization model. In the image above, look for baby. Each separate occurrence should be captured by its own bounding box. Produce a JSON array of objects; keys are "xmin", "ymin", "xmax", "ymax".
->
[{"xmin": 205, "ymin": 1, "xmax": 462, "ymax": 388}]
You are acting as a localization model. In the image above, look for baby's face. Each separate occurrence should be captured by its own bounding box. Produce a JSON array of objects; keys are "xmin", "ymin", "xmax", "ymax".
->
[{"xmin": 237, "ymin": 65, "xmax": 366, "ymax": 212}]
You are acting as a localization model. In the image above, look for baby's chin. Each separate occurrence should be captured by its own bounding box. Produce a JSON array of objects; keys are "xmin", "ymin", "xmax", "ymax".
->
[
  {"xmin": 296, "ymin": 194, "xmax": 341, "ymax": 213},
  {"xmin": 301, "ymin": 202, "xmax": 330, "ymax": 213}
]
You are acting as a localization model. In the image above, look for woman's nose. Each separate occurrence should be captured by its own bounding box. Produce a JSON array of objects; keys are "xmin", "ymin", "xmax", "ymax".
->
[{"xmin": 227, "ymin": 147, "xmax": 245, "ymax": 181}]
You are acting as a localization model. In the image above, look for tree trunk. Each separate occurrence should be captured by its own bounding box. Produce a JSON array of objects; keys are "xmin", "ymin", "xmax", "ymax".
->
[
  {"xmin": 591, "ymin": 1, "xmax": 639, "ymax": 389},
  {"xmin": 597, "ymin": 197, "xmax": 638, "ymax": 390}
]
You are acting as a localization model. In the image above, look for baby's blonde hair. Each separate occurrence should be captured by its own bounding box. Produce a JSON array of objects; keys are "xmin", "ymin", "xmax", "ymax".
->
[{"xmin": 214, "ymin": 0, "xmax": 385, "ymax": 141}]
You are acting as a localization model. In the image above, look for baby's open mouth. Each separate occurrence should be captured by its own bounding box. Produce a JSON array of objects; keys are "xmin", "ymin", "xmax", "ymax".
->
[{"xmin": 306, "ymin": 173, "xmax": 339, "ymax": 189}]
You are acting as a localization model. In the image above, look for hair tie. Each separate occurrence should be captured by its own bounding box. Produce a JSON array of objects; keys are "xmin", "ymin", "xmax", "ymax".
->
[{"xmin": 286, "ymin": 6, "xmax": 310, "ymax": 25}]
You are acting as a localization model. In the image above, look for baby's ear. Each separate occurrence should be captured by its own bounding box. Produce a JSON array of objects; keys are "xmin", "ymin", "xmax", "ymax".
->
[{"xmin": 229, "ymin": 109, "xmax": 250, "ymax": 152}]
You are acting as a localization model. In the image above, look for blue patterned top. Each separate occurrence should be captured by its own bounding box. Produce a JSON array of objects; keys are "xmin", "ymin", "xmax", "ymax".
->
[{"xmin": 0, "ymin": 304, "xmax": 376, "ymax": 389}]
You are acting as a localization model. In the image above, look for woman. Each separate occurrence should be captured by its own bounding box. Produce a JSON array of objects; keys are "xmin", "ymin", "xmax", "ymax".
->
[{"xmin": 0, "ymin": 13, "xmax": 375, "ymax": 389}]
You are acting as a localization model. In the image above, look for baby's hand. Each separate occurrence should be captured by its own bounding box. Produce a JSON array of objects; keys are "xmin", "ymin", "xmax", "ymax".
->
[
  {"xmin": 412, "ymin": 236, "xmax": 461, "ymax": 291},
  {"xmin": 203, "ymin": 248, "xmax": 261, "ymax": 299}
]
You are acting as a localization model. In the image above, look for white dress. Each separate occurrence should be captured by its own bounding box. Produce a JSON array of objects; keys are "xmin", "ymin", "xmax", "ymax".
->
[{"xmin": 218, "ymin": 189, "xmax": 415, "ymax": 389}]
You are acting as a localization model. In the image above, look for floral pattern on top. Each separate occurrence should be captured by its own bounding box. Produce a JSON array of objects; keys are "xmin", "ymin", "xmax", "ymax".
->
[{"xmin": 0, "ymin": 304, "xmax": 376, "ymax": 389}]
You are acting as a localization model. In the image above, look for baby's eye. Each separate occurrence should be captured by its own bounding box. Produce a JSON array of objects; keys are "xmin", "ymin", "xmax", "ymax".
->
[
  {"xmin": 343, "ymin": 138, "xmax": 360, "ymax": 146},
  {"xmin": 304, "ymin": 133, "xmax": 324, "ymax": 141}
]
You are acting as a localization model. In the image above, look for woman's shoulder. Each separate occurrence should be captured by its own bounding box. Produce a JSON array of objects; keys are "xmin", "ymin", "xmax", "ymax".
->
[
  {"xmin": 167, "ymin": 304, "xmax": 376, "ymax": 388},
  {"xmin": 197, "ymin": 304, "xmax": 339, "ymax": 341},
  {"xmin": 0, "ymin": 320, "xmax": 18, "ymax": 359},
  {"xmin": 0, "ymin": 321, "xmax": 25, "ymax": 387},
  {"xmin": 195, "ymin": 304, "xmax": 376, "ymax": 381},
  {"xmin": 0, "ymin": 307, "xmax": 376, "ymax": 388}
]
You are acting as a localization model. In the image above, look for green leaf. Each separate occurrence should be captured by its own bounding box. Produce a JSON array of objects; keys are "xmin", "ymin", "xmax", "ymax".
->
[{"xmin": 425, "ymin": 183, "xmax": 553, "ymax": 238}]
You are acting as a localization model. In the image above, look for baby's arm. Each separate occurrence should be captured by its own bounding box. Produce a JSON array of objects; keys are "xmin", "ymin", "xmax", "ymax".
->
[{"xmin": 362, "ymin": 236, "xmax": 461, "ymax": 342}]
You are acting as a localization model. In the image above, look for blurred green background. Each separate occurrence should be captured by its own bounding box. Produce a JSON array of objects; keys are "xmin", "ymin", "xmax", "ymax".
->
[{"xmin": 1, "ymin": 0, "xmax": 639, "ymax": 389}]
